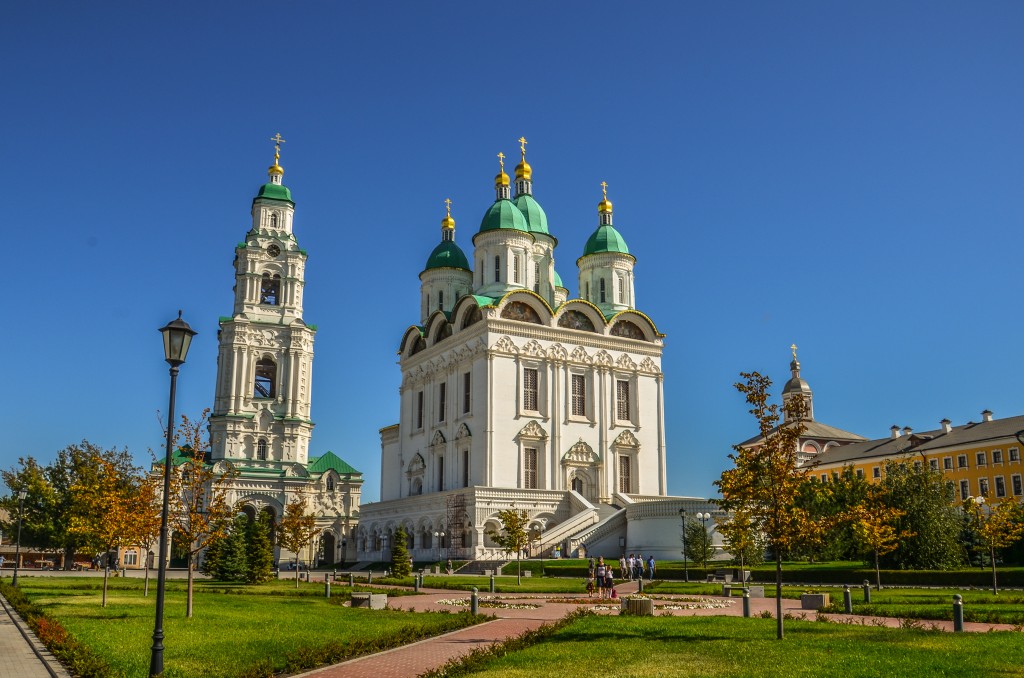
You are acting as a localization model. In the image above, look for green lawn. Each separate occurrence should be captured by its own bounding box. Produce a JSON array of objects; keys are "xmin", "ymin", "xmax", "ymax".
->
[
  {"xmin": 379, "ymin": 574, "xmax": 591, "ymax": 594},
  {"xmin": 440, "ymin": 614, "xmax": 1024, "ymax": 678},
  {"xmin": 10, "ymin": 577, "xmax": 481, "ymax": 677}
]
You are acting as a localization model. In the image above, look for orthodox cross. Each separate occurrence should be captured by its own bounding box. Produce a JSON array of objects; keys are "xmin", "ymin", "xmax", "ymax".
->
[
  {"xmin": 518, "ymin": 136, "xmax": 528, "ymax": 159},
  {"xmin": 601, "ymin": 181, "xmax": 608, "ymax": 200},
  {"xmin": 497, "ymin": 151, "xmax": 505, "ymax": 172},
  {"xmin": 791, "ymin": 343, "xmax": 798, "ymax": 360},
  {"xmin": 444, "ymin": 197, "xmax": 452, "ymax": 216},
  {"xmin": 270, "ymin": 133, "xmax": 286, "ymax": 162}
]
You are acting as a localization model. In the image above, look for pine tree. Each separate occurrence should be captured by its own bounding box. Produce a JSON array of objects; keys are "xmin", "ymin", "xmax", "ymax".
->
[
  {"xmin": 245, "ymin": 513, "xmax": 275, "ymax": 584},
  {"xmin": 391, "ymin": 526, "xmax": 412, "ymax": 577},
  {"xmin": 200, "ymin": 524, "xmax": 227, "ymax": 578},
  {"xmin": 218, "ymin": 514, "xmax": 249, "ymax": 582}
]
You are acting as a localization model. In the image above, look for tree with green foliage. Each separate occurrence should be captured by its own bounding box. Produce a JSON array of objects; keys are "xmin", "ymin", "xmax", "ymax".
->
[
  {"xmin": 488, "ymin": 509, "xmax": 531, "ymax": 584},
  {"xmin": 716, "ymin": 372, "xmax": 814, "ymax": 640},
  {"xmin": 277, "ymin": 496, "xmax": 318, "ymax": 588},
  {"xmin": 682, "ymin": 518, "xmax": 716, "ymax": 570},
  {"xmin": 796, "ymin": 469, "xmax": 870, "ymax": 562},
  {"xmin": 200, "ymin": 521, "xmax": 228, "ymax": 579},
  {"xmin": 245, "ymin": 513, "xmax": 275, "ymax": 584},
  {"xmin": 848, "ymin": 483, "xmax": 912, "ymax": 590},
  {"xmin": 715, "ymin": 509, "xmax": 765, "ymax": 571},
  {"xmin": 391, "ymin": 525, "xmax": 412, "ymax": 577},
  {"xmin": 878, "ymin": 460, "xmax": 964, "ymax": 570}
]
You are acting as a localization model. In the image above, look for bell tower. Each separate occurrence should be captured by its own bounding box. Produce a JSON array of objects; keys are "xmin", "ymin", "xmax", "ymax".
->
[{"xmin": 209, "ymin": 134, "xmax": 317, "ymax": 466}]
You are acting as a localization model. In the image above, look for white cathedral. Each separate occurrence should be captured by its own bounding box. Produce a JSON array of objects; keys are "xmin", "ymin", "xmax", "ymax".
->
[{"xmin": 357, "ymin": 142, "xmax": 696, "ymax": 564}]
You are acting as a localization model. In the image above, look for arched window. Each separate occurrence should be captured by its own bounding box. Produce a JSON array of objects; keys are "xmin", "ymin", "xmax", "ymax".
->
[
  {"xmin": 326, "ymin": 476, "xmax": 335, "ymax": 491},
  {"xmin": 256, "ymin": 439, "xmax": 268, "ymax": 460},
  {"xmin": 437, "ymin": 290, "xmax": 444, "ymax": 311},
  {"xmin": 269, "ymin": 212, "xmax": 278, "ymax": 228},
  {"xmin": 254, "ymin": 358, "xmax": 276, "ymax": 398},
  {"xmin": 513, "ymin": 254, "xmax": 520, "ymax": 283},
  {"xmin": 618, "ymin": 276, "xmax": 625, "ymax": 303},
  {"xmin": 534, "ymin": 262, "xmax": 540, "ymax": 292},
  {"xmin": 479, "ymin": 261, "xmax": 483, "ymax": 285},
  {"xmin": 260, "ymin": 273, "xmax": 281, "ymax": 305},
  {"xmin": 494, "ymin": 255, "xmax": 501, "ymax": 282},
  {"xmin": 599, "ymin": 278, "xmax": 606, "ymax": 303},
  {"xmin": 571, "ymin": 477, "xmax": 583, "ymax": 494},
  {"xmin": 585, "ymin": 281, "xmax": 590, "ymax": 300}
]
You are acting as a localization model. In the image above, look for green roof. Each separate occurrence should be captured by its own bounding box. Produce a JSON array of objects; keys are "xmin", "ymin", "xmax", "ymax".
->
[
  {"xmin": 254, "ymin": 182, "xmax": 294, "ymax": 204},
  {"xmin": 478, "ymin": 199, "xmax": 529, "ymax": 234},
  {"xmin": 582, "ymin": 224, "xmax": 630, "ymax": 256},
  {"xmin": 553, "ymin": 269, "xmax": 565, "ymax": 288},
  {"xmin": 513, "ymin": 194, "xmax": 549, "ymax": 235},
  {"xmin": 472, "ymin": 294, "xmax": 498, "ymax": 307},
  {"xmin": 308, "ymin": 451, "xmax": 361, "ymax": 475},
  {"xmin": 424, "ymin": 240, "xmax": 470, "ymax": 271}
]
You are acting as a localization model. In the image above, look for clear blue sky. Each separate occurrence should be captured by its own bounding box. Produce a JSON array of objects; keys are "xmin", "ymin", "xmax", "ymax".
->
[{"xmin": 3, "ymin": 2, "xmax": 1022, "ymax": 501}]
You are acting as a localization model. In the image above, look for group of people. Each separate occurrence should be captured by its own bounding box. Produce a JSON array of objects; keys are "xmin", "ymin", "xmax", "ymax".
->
[{"xmin": 619, "ymin": 553, "xmax": 655, "ymax": 581}]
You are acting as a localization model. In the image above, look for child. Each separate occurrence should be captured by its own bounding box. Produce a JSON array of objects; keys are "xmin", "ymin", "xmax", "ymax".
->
[{"xmin": 586, "ymin": 576, "xmax": 595, "ymax": 596}]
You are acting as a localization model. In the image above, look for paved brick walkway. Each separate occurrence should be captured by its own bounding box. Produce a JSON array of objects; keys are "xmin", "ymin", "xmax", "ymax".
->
[{"xmin": 0, "ymin": 590, "xmax": 69, "ymax": 678}]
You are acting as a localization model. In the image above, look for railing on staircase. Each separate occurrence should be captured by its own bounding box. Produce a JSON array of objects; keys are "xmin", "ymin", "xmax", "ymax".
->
[{"xmin": 567, "ymin": 507, "xmax": 627, "ymax": 555}]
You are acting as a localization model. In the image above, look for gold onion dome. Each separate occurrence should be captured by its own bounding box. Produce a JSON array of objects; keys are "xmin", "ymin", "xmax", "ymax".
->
[
  {"xmin": 598, "ymin": 181, "xmax": 613, "ymax": 213},
  {"xmin": 442, "ymin": 198, "xmax": 455, "ymax": 229},
  {"xmin": 515, "ymin": 136, "xmax": 532, "ymax": 180},
  {"xmin": 494, "ymin": 151, "xmax": 510, "ymax": 187}
]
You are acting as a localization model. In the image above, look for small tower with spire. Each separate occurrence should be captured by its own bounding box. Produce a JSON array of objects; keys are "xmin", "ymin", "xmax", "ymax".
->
[
  {"xmin": 472, "ymin": 151, "xmax": 534, "ymax": 298},
  {"xmin": 420, "ymin": 199, "xmax": 473, "ymax": 324},
  {"xmin": 577, "ymin": 182, "xmax": 636, "ymax": 315},
  {"xmin": 782, "ymin": 344, "xmax": 814, "ymax": 421}
]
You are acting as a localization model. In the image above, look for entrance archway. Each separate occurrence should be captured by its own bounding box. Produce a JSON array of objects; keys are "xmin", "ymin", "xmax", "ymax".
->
[{"xmin": 319, "ymin": 532, "xmax": 336, "ymax": 567}]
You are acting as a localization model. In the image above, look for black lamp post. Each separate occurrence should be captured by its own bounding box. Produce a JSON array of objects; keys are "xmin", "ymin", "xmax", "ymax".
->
[
  {"xmin": 12, "ymin": 488, "xmax": 27, "ymax": 586},
  {"xmin": 150, "ymin": 311, "xmax": 196, "ymax": 678},
  {"xmin": 678, "ymin": 508, "xmax": 688, "ymax": 583},
  {"xmin": 697, "ymin": 512, "xmax": 711, "ymax": 570}
]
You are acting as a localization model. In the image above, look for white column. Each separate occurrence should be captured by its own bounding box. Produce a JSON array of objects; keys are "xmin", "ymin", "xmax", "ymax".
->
[{"xmin": 657, "ymin": 373, "xmax": 667, "ymax": 495}]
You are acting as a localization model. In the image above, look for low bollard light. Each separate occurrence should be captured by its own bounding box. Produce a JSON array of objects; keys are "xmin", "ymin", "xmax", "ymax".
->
[
  {"xmin": 349, "ymin": 573, "xmax": 355, "ymax": 587},
  {"xmin": 325, "ymin": 573, "xmax": 329, "ymax": 583},
  {"xmin": 843, "ymin": 585, "xmax": 852, "ymax": 614},
  {"xmin": 742, "ymin": 588, "xmax": 751, "ymax": 618},
  {"xmin": 862, "ymin": 580, "xmax": 871, "ymax": 603},
  {"xmin": 414, "ymin": 574, "xmax": 420, "ymax": 592},
  {"xmin": 953, "ymin": 594, "xmax": 964, "ymax": 632},
  {"xmin": 638, "ymin": 577, "xmax": 644, "ymax": 593},
  {"xmin": 333, "ymin": 568, "xmax": 337, "ymax": 582},
  {"xmin": 471, "ymin": 587, "xmax": 479, "ymax": 615},
  {"xmin": 368, "ymin": 571, "xmax": 373, "ymax": 585},
  {"xmin": 489, "ymin": 575, "xmax": 495, "ymax": 593},
  {"xmin": 325, "ymin": 581, "xmax": 331, "ymax": 599}
]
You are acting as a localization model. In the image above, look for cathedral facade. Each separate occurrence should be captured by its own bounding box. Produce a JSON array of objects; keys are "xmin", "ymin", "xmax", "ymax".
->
[
  {"xmin": 206, "ymin": 140, "xmax": 362, "ymax": 566},
  {"xmin": 357, "ymin": 143, "xmax": 673, "ymax": 562}
]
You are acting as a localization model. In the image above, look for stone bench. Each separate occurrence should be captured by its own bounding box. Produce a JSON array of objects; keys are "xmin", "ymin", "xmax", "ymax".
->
[
  {"xmin": 620, "ymin": 598, "xmax": 654, "ymax": 616},
  {"xmin": 350, "ymin": 592, "xmax": 388, "ymax": 610}
]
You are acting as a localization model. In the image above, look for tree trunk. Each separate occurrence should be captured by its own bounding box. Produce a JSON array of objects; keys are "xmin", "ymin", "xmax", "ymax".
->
[
  {"xmin": 144, "ymin": 559, "xmax": 150, "ymax": 597},
  {"xmin": 775, "ymin": 551, "xmax": 783, "ymax": 640},
  {"xmin": 991, "ymin": 545, "xmax": 998, "ymax": 596},
  {"xmin": 295, "ymin": 557, "xmax": 300, "ymax": 589},
  {"xmin": 875, "ymin": 550, "xmax": 881, "ymax": 591},
  {"xmin": 102, "ymin": 564, "xmax": 109, "ymax": 608},
  {"xmin": 517, "ymin": 550, "xmax": 522, "ymax": 585},
  {"xmin": 187, "ymin": 555, "xmax": 194, "ymax": 618},
  {"xmin": 64, "ymin": 546, "xmax": 75, "ymax": 571}
]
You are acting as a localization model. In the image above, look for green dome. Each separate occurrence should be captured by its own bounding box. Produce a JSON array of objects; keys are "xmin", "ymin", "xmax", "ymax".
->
[
  {"xmin": 514, "ymin": 194, "xmax": 549, "ymax": 235},
  {"xmin": 582, "ymin": 224, "xmax": 630, "ymax": 256},
  {"xmin": 424, "ymin": 240, "xmax": 470, "ymax": 271},
  {"xmin": 553, "ymin": 269, "xmax": 565, "ymax": 288},
  {"xmin": 255, "ymin": 182, "xmax": 294, "ymax": 204},
  {"xmin": 479, "ymin": 199, "xmax": 530, "ymax": 234}
]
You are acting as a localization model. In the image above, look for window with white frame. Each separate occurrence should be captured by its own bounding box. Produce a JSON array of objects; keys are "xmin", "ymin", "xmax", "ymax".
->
[
  {"xmin": 1010, "ymin": 448, "xmax": 1021, "ymax": 462},
  {"xmin": 959, "ymin": 479, "xmax": 970, "ymax": 501},
  {"xmin": 524, "ymin": 448, "xmax": 538, "ymax": 489},
  {"xmin": 618, "ymin": 455, "xmax": 631, "ymax": 493},
  {"xmin": 995, "ymin": 476, "xmax": 1006, "ymax": 497},
  {"xmin": 523, "ymin": 368, "xmax": 539, "ymax": 411},
  {"xmin": 327, "ymin": 476, "xmax": 335, "ymax": 491},
  {"xmin": 571, "ymin": 374, "xmax": 586, "ymax": 417},
  {"xmin": 599, "ymin": 278, "xmax": 606, "ymax": 303},
  {"xmin": 513, "ymin": 254, "xmax": 521, "ymax": 283},
  {"xmin": 943, "ymin": 457, "xmax": 953, "ymax": 470},
  {"xmin": 494, "ymin": 255, "xmax": 501, "ymax": 282},
  {"xmin": 463, "ymin": 372, "xmax": 471, "ymax": 414},
  {"xmin": 124, "ymin": 550, "xmax": 138, "ymax": 566},
  {"xmin": 993, "ymin": 449, "xmax": 1003, "ymax": 464},
  {"xmin": 256, "ymin": 439, "xmax": 268, "ymax": 461},
  {"xmin": 979, "ymin": 477, "xmax": 989, "ymax": 497},
  {"xmin": 1013, "ymin": 474, "xmax": 1023, "ymax": 496},
  {"xmin": 618, "ymin": 276, "xmax": 625, "ymax": 304},
  {"xmin": 616, "ymin": 380, "xmax": 630, "ymax": 420},
  {"xmin": 872, "ymin": 467, "xmax": 880, "ymax": 479},
  {"xmin": 534, "ymin": 262, "xmax": 540, "ymax": 292},
  {"xmin": 438, "ymin": 382, "xmax": 446, "ymax": 422},
  {"xmin": 977, "ymin": 451, "xmax": 987, "ymax": 467},
  {"xmin": 856, "ymin": 468, "xmax": 864, "ymax": 479},
  {"xmin": 416, "ymin": 391, "xmax": 424, "ymax": 429},
  {"xmin": 929, "ymin": 459, "xmax": 939, "ymax": 471},
  {"xmin": 957, "ymin": 454, "xmax": 968, "ymax": 469}
]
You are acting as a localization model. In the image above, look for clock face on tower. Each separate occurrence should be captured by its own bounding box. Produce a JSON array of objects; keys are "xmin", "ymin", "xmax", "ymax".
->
[{"xmin": 267, "ymin": 244, "xmax": 281, "ymax": 258}]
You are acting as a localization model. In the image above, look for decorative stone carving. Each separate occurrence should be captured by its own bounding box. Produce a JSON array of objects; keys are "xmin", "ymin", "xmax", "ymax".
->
[
  {"xmin": 492, "ymin": 336, "xmax": 519, "ymax": 354},
  {"xmin": 613, "ymin": 430, "xmax": 640, "ymax": 449},
  {"xmin": 455, "ymin": 423, "xmax": 472, "ymax": 439},
  {"xmin": 562, "ymin": 438, "xmax": 600, "ymax": 464},
  {"xmin": 593, "ymin": 350, "xmax": 613, "ymax": 367},
  {"xmin": 522, "ymin": 339, "xmax": 544, "ymax": 357},
  {"xmin": 616, "ymin": 354, "xmax": 637, "ymax": 370},
  {"xmin": 547, "ymin": 343, "xmax": 568, "ymax": 361},
  {"xmin": 431, "ymin": 430, "xmax": 447, "ymax": 446},
  {"xmin": 570, "ymin": 346, "xmax": 591, "ymax": 364},
  {"xmin": 517, "ymin": 420, "xmax": 548, "ymax": 440},
  {"xmin": 639, "ymin": 357, "xmax": 661, "ymax": 374},
  {"xmin": 406, "ymin": 453, "xmax": 426, "ymax": 476}
]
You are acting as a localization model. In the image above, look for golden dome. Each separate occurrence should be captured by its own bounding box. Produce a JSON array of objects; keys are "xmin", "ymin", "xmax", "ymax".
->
[
  {"xmin": 268, "ymin": 162, "xmax": 284, "ymax": 177},
  {"xmin": 495, "ymin": 170, "xmax": 510, "ymax": 187},
  {"xmin": 515, "ymin": 160, "xmax": 532, "ymax": 181}
]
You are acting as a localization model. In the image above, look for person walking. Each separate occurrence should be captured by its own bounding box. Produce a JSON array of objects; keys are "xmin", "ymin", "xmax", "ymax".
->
[
  {"xmin": 647, "ymin": 554, "xmax": 656, "ymax": 581},
  {"xmin": 619, "ymin": 554, "xmax": 627, "ymax": 580},
  {"xmin": 595, "ymin": 558, "xmax": 607, "ymax": 599}
]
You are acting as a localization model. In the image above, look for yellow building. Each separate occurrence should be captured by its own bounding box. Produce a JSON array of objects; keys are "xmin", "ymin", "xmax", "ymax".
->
[{"xmin": 812, "ymin": 410, "xmax": 1024, "ymax": 503}]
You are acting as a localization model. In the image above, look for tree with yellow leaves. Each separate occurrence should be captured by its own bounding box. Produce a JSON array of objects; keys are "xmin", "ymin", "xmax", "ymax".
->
[
  {"xmin": 126, "ymin": 472, "xmax": 163, "ymax": 597},
  {"xmin": 964, "ymin": 497, "xmax": 1024, "ymax": 596},
  {"xmin": 715, "ymin": 372, "xmax": 812, "ymax": 640},
  {"xmin": 68, "ymin": 452, "xmax": 140, "ymax": 607},
  {"xmin": 162, "ymin": 410, "xmax": 235, "ymax": 617},
  {"xmin": 276, "ymin": 495, "xmax": 318, "ymax": 588},
  {"xmin": 849, "ymin": 484, "xmax": 912, "ymax": 591}
]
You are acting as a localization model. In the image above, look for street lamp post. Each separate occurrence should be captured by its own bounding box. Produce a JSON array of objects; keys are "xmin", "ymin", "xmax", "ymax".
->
[
  {"xmin": 678, "ymin": 508, "xmax": 689, "ymax": 582},
  {"xmin": 12, "ymin": 489, "xmax": 27, "ymax": 586},
  {"xmin": 433, "ymin": 531, "xmax": 445, "ymax": 563},
  {"xmin": 697, "ymin": 512, "xmax": 711, "ymax": 571},
  {"xmin": 150, "ymin": 311, "xmax": 196, "ymax": 678}
]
